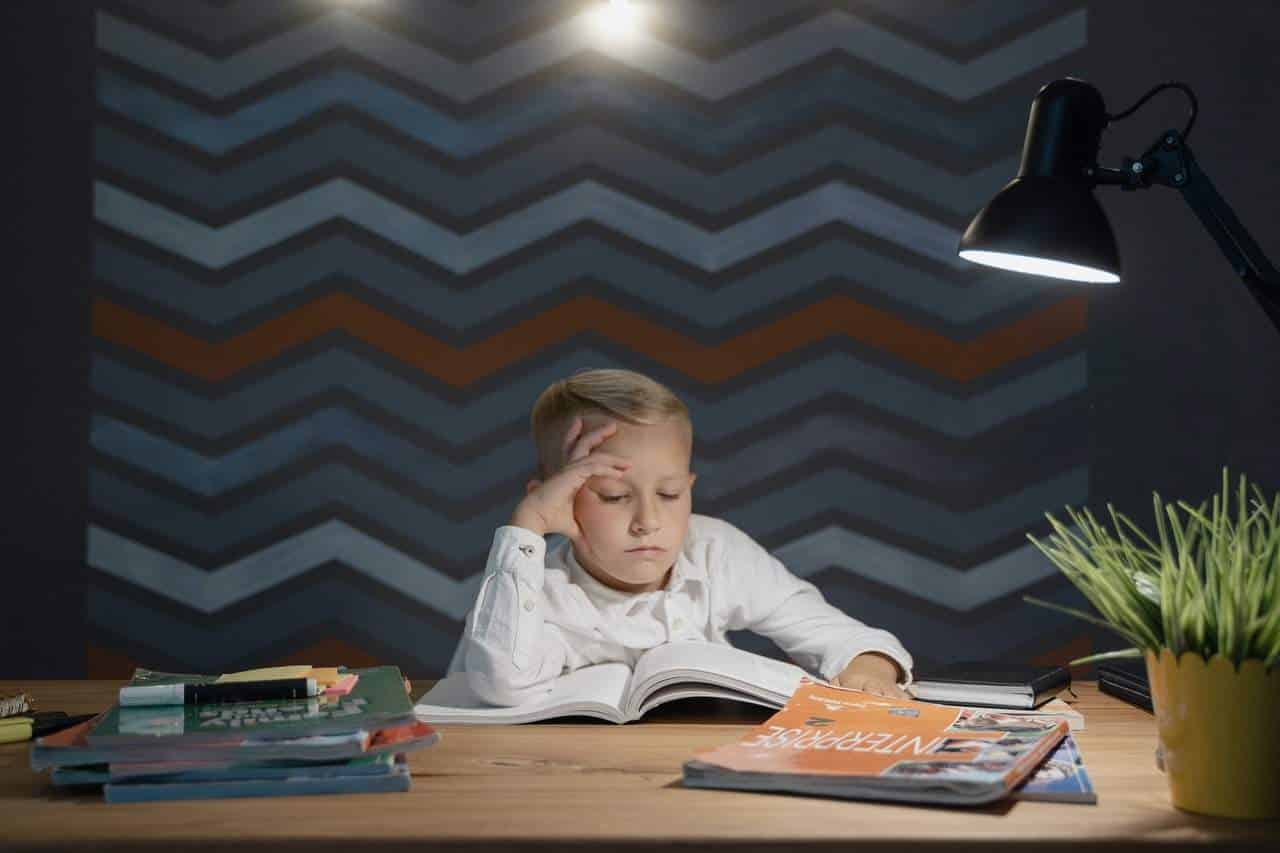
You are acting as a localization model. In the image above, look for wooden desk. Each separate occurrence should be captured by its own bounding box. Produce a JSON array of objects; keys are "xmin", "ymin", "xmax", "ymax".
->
[{"xmin": 1, "ymin": 681, "xmax": 1277, "ymax": 852}]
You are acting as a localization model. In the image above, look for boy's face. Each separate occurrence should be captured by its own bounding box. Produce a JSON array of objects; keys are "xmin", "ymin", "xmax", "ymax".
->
[{"xmin": 568, "ymin": 415, "xmax": 697, "ymax": 594}]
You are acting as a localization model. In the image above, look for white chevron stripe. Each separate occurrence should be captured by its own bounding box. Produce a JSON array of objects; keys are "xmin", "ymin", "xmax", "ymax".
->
[
  {"xmin": 776, "ymin": 526, "xmax": 1061, "ymax": 611},
  {"xmin": 97, "ymin": 7, "xmax": 1087, "ymax": 103},
  {"xmin": 88, "ymin": 522, "xmax": 483, "ymax": 617},
  {"xmin": 89, "ymin": 522, "xmax": 1064, "ymax": 616},
  {"xmin": 95, "ymin": 179, "xmax": 966, "ymax": 272}
]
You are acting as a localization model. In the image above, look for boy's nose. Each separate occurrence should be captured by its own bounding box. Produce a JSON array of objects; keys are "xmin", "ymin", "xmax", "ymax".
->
[{"xmin": 631, "ymin": 512, "xmax": 660, "ymax": 535}]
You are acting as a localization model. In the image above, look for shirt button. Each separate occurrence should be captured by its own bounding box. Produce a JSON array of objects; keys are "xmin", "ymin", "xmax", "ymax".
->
[{"xmin": 523, "ymin": 599, "xmax": 535, "ymax": 612}]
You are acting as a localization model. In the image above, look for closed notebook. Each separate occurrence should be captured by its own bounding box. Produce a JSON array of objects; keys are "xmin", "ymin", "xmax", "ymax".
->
[
  {"xmin": 907, "ymin": 663, "xmax": 1070, "ymax": 709},
  {"xmin": 101, "ymin": 756, "xmax": 412, "ymax": 803},
  {"xmin": 1097, "ymin": 659, "xmax": 1152, "ymax": 713}
]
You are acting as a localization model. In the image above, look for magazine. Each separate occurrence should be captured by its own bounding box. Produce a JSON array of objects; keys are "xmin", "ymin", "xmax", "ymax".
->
[
  {"xmin": 415, "ymin": 641, "xmax": 808, "ymax": 724},
  {"xmin": 683, "ymin": 679, "xmax": 1068, "ymax": 806},
  {"xmin": 1010, "ymin": 734, "xmax": 1097, "ymax": 804}
]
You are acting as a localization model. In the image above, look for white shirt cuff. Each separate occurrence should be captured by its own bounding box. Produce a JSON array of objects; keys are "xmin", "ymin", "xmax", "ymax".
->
[{"xmin": 488, "ymin": 525, "xmax": 547, "ymax": 584}]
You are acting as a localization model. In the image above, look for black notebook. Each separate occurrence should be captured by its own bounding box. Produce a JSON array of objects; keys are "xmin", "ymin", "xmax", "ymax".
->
[
  {"xmin": 1097, "ymin": 659, "xmax": 1153, "ymax": 713},
  {"xmin": 907, "ymin": 663, "xmax": 1070, "ymax": 709}
]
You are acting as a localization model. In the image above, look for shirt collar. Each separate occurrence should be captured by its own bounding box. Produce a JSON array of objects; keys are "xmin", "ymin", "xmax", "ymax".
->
[{"xmin": 553, "ymin": 536, "xmax": 707, "ymax": 608}]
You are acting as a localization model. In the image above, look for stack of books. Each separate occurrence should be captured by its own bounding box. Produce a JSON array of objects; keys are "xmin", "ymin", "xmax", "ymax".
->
[
  {"xmin": 29, "ymin": 665, "xmax": 439, "ymax": 803},
  {"xmin": 1096, "ymin": 659, "xmax": 1152, "ymax": 712}
]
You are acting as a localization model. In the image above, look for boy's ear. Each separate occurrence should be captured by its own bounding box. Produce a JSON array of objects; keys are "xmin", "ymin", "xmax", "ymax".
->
[{"xmin": 525, "ymin": 479, "xmax": 541, "ymax": 495}]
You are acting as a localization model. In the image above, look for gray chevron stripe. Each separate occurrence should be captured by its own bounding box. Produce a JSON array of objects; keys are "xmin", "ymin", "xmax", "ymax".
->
[
  {"xmin": 777, "ymin": 527, "xmax": 1062, "ymax": 612},
  {"xmin": 97, "ymin": 122, "xmax": 1018, "ymax": 219},
  {"xmin": 856, "ymin": 0, "xmax": 1071, "ymax": 48},
  {"xmin": 91, "ymin": 398, "xmax": 1086, "ymax": 502},
  {"xmin": 108, "ymin": 1, "xmax": 1067, "ymax": 55},
  {"xmin": 95, "ymin": 234, "xmax": 1043, "ymax": 330},
  {"xmin": 88, "ymin": 579, "xmax": 461, "ymax": 674},
  {"xmin": 90, "ymin": 464, "xmax": 509, "ymax": 556},
  {"xmin": 721, "ymin": 466, "xmax": 1088, "ymax": 553},
  {"xmin": 95, "ymin": 65, "xmax": 1034, "ymax": 161},
  {"xmin": 734, "ymin": 574, "xmax": 1095, "ymax": 664},
  {"xmin": 98, "ymin": 7, "xmax": 1086, "ymax": 103},
  {"xmin": 88, "ymin": 522, "xmax": 484, "ymax": 616},
  {"xmin": 88, "ymin": 516, "xmax": 1075, "ymax": 618},
  {"xmin": 90, "ymin": 347, "xmax": 1087, "ymax": 440},
  {"xmin": 95, "ymin": 180, "xmax": 967, "ymax": 271},
  {"xmin": 691, "ymin": 412, "xmax": 1086, "ymax": 503},
  {"xmin": 90, "ymin": 457, "xmax": 1086, "ymax": 557}
]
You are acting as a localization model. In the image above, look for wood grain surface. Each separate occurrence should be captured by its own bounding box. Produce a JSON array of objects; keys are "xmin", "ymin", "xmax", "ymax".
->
[{"xmin": 1, "ymin": 681, "xmax": 1277, "ymax": 852}]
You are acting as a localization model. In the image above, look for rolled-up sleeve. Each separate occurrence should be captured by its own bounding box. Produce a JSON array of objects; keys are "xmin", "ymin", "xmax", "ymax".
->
[
  {"xmin": 719, "ymin": 523, "xmax": 914, "ymax": 686},
  {"xmin": 456, "ymin": 526, "xmax": 574, "ymax": 705}
]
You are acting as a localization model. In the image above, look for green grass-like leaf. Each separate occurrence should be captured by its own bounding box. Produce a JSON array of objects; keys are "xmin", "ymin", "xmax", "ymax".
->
[{"xmin": 1026, "ymin": 468, "xmax": 1280, "ymax": 669}]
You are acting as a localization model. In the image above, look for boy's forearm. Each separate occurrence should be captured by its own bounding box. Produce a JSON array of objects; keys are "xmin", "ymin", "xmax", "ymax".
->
[
  {"xmin": 460, "ymin": 525, "xmax": 563, "ymax": 705},
  {"xmin": 508, "ymin": 506, "xmax": 548, "ymax": 537}
]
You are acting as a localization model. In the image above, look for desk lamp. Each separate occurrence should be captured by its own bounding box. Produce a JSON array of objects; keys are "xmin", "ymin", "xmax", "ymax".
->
[{"xmin": 957, "ymin": 78, "xmax": 1280, "ymax": 334}]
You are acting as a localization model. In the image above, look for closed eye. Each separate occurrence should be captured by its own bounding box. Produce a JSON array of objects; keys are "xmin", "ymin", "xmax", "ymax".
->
[{"xmin": 599, "ymin": 493, "xmax": 683, "ymax": 503}]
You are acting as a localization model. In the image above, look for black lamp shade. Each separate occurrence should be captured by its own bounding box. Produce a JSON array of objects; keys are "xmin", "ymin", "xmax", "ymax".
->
[
  {"xmin": 958, "ymin": 78, "xmax": 1122, "ymax": 284},
  {"xmin": 958, "ymin": 176, "xmax": 1121, "ymax": 283}
]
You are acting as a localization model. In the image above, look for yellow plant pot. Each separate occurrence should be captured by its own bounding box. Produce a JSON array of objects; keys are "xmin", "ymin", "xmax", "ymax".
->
[{"xmin": 1144, "ymin": 648, "xmax": 1280, "ymax": 819}]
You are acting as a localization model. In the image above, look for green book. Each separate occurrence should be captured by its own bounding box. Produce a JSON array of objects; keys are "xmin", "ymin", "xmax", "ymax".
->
[{"xmin": 86, "ymin": 665, "xmax": 414, "ymax": 746}]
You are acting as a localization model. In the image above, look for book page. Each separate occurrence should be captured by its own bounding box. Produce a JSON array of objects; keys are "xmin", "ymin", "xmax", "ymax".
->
[
  {"xmin": 626, "ymin": 641, "xmax": 810, "ymax": 717},
  {"xmin": 414, "ymin": 663, "xmax": 632, "ymax": 725}
]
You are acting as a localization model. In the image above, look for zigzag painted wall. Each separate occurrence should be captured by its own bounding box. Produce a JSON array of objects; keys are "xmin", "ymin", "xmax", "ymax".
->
[{"xmin": 87, "ymin": 0, "xmax": 1109, "ymax": 678}]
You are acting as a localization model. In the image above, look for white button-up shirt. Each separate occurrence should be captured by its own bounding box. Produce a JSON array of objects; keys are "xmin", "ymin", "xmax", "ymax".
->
[{"xmin": 450, "ymin": 513, "xmax": 914, "ymax": 706}]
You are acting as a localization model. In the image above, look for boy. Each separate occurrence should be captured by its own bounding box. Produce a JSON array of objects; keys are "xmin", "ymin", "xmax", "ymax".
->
[{"xmin": 451, "ymin": 368, "xmax": 914, "ymax": 706}]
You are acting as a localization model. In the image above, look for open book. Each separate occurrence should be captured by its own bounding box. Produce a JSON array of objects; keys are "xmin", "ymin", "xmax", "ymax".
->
[{"xmin": 414, "ymin": 641, "xmax": 809, "ymax": 725}]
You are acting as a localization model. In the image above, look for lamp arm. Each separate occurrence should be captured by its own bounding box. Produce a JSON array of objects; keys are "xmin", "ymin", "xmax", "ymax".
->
[{"xmin": 1094, "ymin": 128, "xmax": 1280, "ymax": 334}]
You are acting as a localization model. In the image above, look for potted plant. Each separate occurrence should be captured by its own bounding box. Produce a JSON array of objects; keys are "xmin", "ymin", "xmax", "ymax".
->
[{"xmin": 1024, "ymin": 468, "xmax": 1280, "ymax": 819}]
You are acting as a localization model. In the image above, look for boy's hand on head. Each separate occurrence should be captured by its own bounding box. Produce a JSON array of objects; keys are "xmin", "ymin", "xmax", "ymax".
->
[
  {"xmin": 833, "ymin": 652, "xmax": 912, "ymax": 700},
  {"xmin": 509, "ymin": 416, "xmax": 631, "ymax": 540}
]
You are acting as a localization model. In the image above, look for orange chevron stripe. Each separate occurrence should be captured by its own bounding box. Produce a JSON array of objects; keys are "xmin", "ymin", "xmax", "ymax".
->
[
  {"xmin": 92, "ymin": 293, "xmax": 1087, "ymax": 385},
  {"xmin": 86, "ymin": 643, "xmax": 143, "ymax": 679}
]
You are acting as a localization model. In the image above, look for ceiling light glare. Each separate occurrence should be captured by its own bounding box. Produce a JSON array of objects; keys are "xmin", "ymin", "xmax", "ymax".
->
[{"xmin": 590, "ymin": 0, "xmax": 645, "ymax": 42}]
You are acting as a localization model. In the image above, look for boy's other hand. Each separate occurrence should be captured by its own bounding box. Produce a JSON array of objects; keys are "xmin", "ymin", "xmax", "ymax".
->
[
  {"xmin": 833, "ymin": 652, "xmax": 912, "ymax": 700},
  {"xmin": 509, "ymin": 417, "xmax": 631, "ymax": 539}
]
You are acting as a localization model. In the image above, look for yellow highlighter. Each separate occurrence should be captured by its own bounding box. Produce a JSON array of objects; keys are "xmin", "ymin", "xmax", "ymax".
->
[
  {"xmin": 0, "ymin": 719, "xmax": 33, "ymax": 744},
  {"xmin": 215, "ymin": 665, "xmax": 313, "ymax": 684},
  {"xmin": 215, "ymin": 666, "xmax": 345, "ymax": 688}
]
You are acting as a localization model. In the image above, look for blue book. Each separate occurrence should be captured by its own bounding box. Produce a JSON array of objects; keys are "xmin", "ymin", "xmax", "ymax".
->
[
  {"xmin": 51, "ymin": 753, "xmax": 400, "ymax": 787},
  {"xmin": 102, "ymin": 756, "xmax": 411, "ymax": 803}
]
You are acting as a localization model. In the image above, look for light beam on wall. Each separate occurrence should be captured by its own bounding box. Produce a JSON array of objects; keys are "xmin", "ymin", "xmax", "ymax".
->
[{"xmin": 589, "ymin": 0, "xmax": 646, "ymax": 42}]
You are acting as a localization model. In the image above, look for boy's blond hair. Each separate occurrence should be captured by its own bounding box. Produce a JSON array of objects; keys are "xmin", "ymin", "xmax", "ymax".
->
[{"xmin": 530, "ymin": 368, "xmax": 691, "ymax": 478}]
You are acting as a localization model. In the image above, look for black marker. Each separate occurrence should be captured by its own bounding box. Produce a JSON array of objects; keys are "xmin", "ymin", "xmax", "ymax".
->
[{"xmin": 118, "ymin": 678, "xmax": 320, "ymax": 706}]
